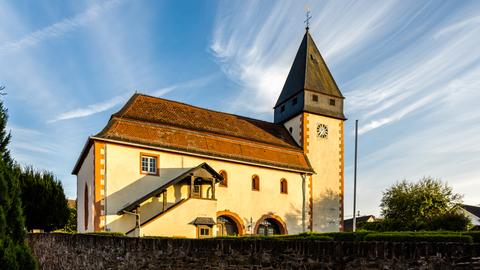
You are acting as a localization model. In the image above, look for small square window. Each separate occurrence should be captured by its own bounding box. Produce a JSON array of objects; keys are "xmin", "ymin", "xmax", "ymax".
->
[
  {"xmin": 280, "ymin": 105, "xmax": 285, "ymax": 112},
  {"xmin": 292, "ymin": 97, "xmax": 297, "ymax": 106},
  {"xmin": 329, "ymin": 99, "xmax": 336, "ymax": 106},
  {"xmin": 141, "ymin": 155, "xmax": 158, "ymax": 175},
  {"xmin": 197, "ymin": 225, "xmax": 212, "ymax": 238},
  {"xmin": 312, "ymin": 95, "xmax": 318, "ymax": 102}
]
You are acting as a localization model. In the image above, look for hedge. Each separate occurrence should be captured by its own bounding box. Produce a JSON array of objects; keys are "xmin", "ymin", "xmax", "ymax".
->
[
  {"xmin": 364, "ymin": 232, "xmax": 472, "ymax": 243},
  {"xmin": 462, "ymin": 231, "xmax": 480, "ymax": 243},
  {"xmin": 85, "ymin": 232, "xmax": 126, "ymax": 237}
]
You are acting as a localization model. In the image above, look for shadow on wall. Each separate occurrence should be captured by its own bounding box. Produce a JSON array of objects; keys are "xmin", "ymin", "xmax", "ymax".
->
[
  {"xmin": 103, "ymin": 167, "xmax": 194, "ymax": 233},
  {"xmin": 284, "ymin": 204, "xmax": 303, "ymax": 234},
  {"xmin": 312, "ymin": 188, "xmax": 341, "ymax": 232}
]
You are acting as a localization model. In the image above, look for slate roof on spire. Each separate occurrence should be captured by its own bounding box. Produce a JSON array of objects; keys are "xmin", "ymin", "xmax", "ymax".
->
[{"xmin": 274, "ymin": 31, "xmax": 344, "ymax": 108}]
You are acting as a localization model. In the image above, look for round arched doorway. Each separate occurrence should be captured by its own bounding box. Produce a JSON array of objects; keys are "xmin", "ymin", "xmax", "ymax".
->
[
  {"xmin": 217, "ymin": 216, "xmax": 239, "ymax": 236},
  {"xmin": 216, "ymin": 210, "xmax": 244, "ymax": 236},
  {"xmin": 254, "ymin": 215, "xmax": 287, "ymax": 236}
]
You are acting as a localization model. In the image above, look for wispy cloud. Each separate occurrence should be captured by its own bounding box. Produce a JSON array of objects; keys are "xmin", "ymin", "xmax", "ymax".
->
[
  {"xmin": 48, "ymin": 95, "xmax": 126, "ymax": 123},
  {"xmin": 150, "ymin": 73, "xmax": 220, "ymax": 96},
  {"xmin": 0, "ymin": 0, "xmax": 125, "ymax": 54},
  {"xmin": 48, "ymin": 73, "xmax": 219, "ymax": 123}
]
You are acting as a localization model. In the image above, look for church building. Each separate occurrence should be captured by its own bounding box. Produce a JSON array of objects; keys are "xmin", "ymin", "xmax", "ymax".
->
[{"xmin": 73, "ymin": 28, "xmax": 346, "ymax": 238}]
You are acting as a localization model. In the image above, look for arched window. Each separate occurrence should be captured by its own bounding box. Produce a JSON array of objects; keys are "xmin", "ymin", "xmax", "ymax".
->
[
  {"xmin": 280, "ymin": 178, "xmax": 288, "ymax": 194},
  {"xmin": 219, "ymin": 170, "xmax": 228, "ymax": 187},
  {"xmin": 84, "ymin": 183, "xmax": 89, "ymax": 230},
  {"xmin": 251, "ymin": 175, "xmax": 260, "ymax": 191}
]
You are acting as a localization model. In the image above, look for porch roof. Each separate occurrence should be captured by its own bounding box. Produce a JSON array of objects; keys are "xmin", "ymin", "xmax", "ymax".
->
[{"xmin": 117, "ymin": 162, "xmax": 222, "ymax": 215}]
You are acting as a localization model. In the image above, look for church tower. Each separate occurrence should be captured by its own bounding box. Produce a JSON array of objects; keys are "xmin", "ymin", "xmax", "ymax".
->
[{"xmin": 274, "ymin": 29, "xmax": 346, "ymax": 232}]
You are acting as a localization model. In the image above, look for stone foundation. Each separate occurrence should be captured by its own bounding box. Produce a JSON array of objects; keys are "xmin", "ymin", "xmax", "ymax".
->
[{"xmin": 27, "ymin": 233, "xmax": 480, "ymax": 269}]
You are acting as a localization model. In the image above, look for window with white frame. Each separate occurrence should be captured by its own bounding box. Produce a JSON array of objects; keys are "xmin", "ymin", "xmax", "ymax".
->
[{"xmin": 141, "ymin": 155, "xmax": 157, "ymax": 175}]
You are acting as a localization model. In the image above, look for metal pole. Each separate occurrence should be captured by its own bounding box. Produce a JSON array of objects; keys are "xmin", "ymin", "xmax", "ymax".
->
[
  {"xmin": 301, "ymin": 174, "xmax": 306, "ymax": 233},
  {"xmin": 353, "ymin": 120, "xmax": 358, "ymax": 232}
]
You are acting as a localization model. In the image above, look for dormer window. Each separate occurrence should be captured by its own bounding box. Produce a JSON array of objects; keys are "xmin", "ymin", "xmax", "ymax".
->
[
  {"xmin": 329, "ymin": 99, "xmax": 336, "ymax": 106},
  {"xmin": 280, "ymin": 105, "xmax": 285, "ymax": 112},
  {"xmin": 292, "ymin": 97, "xmax": 297, "ymax": 106}
]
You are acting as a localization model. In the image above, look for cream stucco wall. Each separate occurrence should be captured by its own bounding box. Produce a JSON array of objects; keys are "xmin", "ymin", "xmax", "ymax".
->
[
  {"xmin": 102, "ymin": 142, "xmax": 308, "ymax": 236},
  {"xmin": 284, "ymin": 114, "xmax": 303, "ymax": 146},
  {"xmin": 138, "ymin": 198, "xmax": 217, "ymax": 238},
  {"xmin": 305, "ymin": 113, "xmax": 343, "ymax": 232},
  {"xmin": 76, "ymin": 145, "xmax": 94, "ymax": 233}
]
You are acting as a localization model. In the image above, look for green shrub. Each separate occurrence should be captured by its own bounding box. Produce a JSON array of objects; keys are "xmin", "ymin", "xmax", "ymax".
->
[
  {"xmin": 364, "ymin": 232, "xmax": 472, "ymax": 243},
  {"xmin": 462, "ymin": 231, "xmax": 480, "ymax": 243},
  {"xmin": 277, "ymin": 234, "xmax": 333, "ymax": 241},
  {"xmin": 428, "ymin": 211, "xmax": 471, "ymax": 231},
  {"xmin": 320, "ymin": 232, "xmax": 370, "ymax": 241},
  {"xmin": 85, "ymin": 231, "xmax": 125, "ymax": 237}
]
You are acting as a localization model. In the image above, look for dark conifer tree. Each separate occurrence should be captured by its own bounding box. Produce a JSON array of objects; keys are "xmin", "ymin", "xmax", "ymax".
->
[
  {"xmin": 19, "ymin": 167, "xmax": 70, "ymax": 232},
  {"xmin": 0, "ymin": 89, "xmax": 37, "ymax": 269}
]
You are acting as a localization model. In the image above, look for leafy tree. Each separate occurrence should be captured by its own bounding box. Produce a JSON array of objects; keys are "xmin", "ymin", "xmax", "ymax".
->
[
  {"xmin": 62, "ymin": 204, "xmax": 77, "ymax": 233},
  {"xmin": 380, "ymin": 177, "xmax": 468, "ymax": 231},
  {"xmin": 0, "ymin": 90, "xmax": 37, "ymax": 269},
  {"xmin": 18, "ymin": 167, "xmax": 69, "ymax": 232}
]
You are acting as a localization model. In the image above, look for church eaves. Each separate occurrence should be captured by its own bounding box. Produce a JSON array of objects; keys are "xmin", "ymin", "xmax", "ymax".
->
[
  {"xmin": 274, "ymin": 30, "xmax": 344, "ymax": 108},
  {"xmin": 73, "ymin": 93, "xmax": 314, "ymax": 174}
]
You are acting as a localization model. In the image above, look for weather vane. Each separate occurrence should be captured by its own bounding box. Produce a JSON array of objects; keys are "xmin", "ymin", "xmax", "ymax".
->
[{"xmin": 304, "ymin": 5, "xmax": 312, "ymax": 31}]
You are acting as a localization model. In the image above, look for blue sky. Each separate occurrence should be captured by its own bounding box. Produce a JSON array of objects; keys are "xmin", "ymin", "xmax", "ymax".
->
[{"xmin": 1, "ymin": 0, "xmax": 479, "ymax": 218}]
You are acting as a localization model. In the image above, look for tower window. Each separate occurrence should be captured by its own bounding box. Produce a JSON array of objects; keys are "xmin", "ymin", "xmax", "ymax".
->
[
  {"xmin": 280, "ymin": 178, "xmax": 288, "ymax": 194},
  {"xmin": 280, "ymin": 105, "xmax": 285, "ymax": 112},
  {"xmin": 329, "ymin": 99, "xmax": 336, "ymax": 106},
  {"xmin": 292, "ymin": 97, "xmax": 297, "ymax": 106},
  {"xmin": 312, "ymin": 94, "xmax": 318, "ymax": 102},
  {"xmin": 289, "ymin": 127, "xmax": 293, "ymax": 134},
  {"xmin": 252, "ymin": 175, "xmax": 260, "ymax": 191}
]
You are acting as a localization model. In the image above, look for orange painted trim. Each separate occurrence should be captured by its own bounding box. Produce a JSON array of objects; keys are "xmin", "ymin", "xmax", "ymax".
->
[
  {"xmin": 302, "ymin": 113, "xmax": 310, "ymax": 154},
  {"xmin": 254, "ymin": 214, "xmax": 288, "ymax": 235},
  {"xmin": 139, "ymin": 152, "xmax": 160, "ymax": 176},
  {"xmin": 216, "ymin": 210, "xmax": 245, "ymax": 236},
  {"xmin": 93, "ymin": 141, "xmax": 105, "ymax": 231},
  {"xmin": 338, "ymin": 121, "xmax": 345, "ymax": 231}
]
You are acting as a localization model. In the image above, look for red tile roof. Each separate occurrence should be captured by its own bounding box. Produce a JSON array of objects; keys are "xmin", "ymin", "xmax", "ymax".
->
[{"xmin": 75, "ymin": 94, "xmax": 313, "ymax": 174}]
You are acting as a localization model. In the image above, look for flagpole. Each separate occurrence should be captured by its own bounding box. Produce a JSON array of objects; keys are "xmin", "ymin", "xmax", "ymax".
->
[{"xmin": 353, "ymin": 120, "xmax": 358, "ymax": 232}]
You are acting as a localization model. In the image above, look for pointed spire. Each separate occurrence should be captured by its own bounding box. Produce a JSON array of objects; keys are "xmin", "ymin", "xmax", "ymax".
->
[
  {"xmin": 275, "ymin": 31, "xmax": 344, "ymax": 108},
  {"xmin": 273, "ymin": 29, "xmax": 346, "ymax": 123}
]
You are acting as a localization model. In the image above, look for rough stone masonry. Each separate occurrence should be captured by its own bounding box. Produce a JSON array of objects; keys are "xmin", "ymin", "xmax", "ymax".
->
[{"xmin": 28, "ymin": 233, "xmax": 480, "ymax": 269}]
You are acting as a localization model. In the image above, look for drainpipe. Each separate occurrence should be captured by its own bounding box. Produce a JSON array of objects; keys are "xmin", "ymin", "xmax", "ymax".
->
[
  {"xmin": 301, "ymin": 173, "xmax": 306, "ymax": 233},
  {"xmin": 123, "ymin": 209, "xmax": 141, "ymax": 237}
]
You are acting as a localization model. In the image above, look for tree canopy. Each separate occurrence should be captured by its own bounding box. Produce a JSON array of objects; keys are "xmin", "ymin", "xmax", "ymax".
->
[
  {"xmin": 380, "ymin": 177, "xmax": 470, "ymax": 231},
  {"xmin": 18, "ymin": 167, "xmax": 70, "ymax": 232}
]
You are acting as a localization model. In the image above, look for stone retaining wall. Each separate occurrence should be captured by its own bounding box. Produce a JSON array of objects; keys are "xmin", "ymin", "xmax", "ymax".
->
[{"xmin": 27, "ymin": 233, "xmax": 480, "ymax": 269}]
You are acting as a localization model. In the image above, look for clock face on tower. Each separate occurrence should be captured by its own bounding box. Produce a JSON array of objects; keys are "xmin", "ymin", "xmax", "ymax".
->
[{"xmin": 317, "ymin": 123, "xmax": 328, "ymax": 139}]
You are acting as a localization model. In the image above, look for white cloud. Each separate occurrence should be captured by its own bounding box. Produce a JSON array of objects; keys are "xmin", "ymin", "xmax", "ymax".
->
[
  {"xmin": 48, "ymin": 73, "xmax": 219, "ymax": 123},
  {"xmin": 0, "ymin": 0, "xmax": 125, "ymax": 54},
  {"xmin": 48, "ymin": 95, "xmax": 126, "ymax": 123}
]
